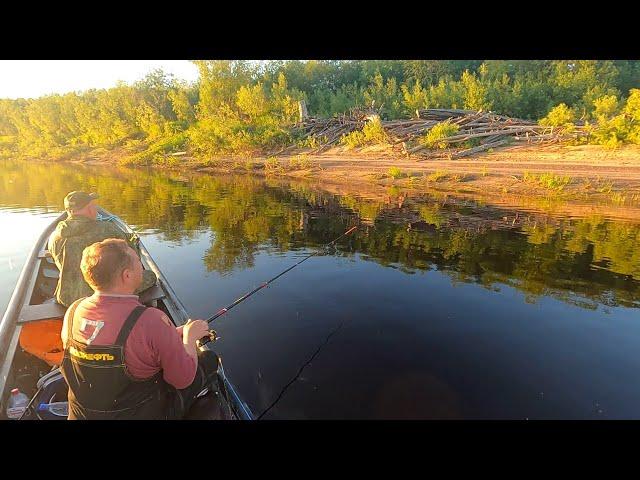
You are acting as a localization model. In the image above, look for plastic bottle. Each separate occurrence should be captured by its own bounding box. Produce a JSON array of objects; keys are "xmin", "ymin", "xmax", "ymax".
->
[
  {"xmin": 6, "ymin": 388, "xmax": 30, "ymax": 419},
  {"xmin": 37, "ymin": 401, "xmax": 68, "ymax": 418}
]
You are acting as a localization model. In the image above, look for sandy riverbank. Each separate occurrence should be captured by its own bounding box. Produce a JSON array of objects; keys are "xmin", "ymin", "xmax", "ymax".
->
[{"xmin": 73, "ymin": 143, "xmax": 640, "ymax": 220}]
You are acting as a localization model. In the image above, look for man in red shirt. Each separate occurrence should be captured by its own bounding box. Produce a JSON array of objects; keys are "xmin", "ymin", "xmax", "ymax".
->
[{"xmin": 60, "ymin": 238, "xmax": 217, "ymax": 420}]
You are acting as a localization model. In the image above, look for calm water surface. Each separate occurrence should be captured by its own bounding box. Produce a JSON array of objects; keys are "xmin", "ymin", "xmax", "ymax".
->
[{"xmin": 2, "ymin": 160, "xmax": 640, "ymax": 419}]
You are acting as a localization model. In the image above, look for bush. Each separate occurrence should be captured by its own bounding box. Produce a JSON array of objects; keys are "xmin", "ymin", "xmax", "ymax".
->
[
  {"xmin": 340, "ymin": 116, "xmax": 388, "ymax": 149},
  {"xmin": 420, "ymin": 120, "xmax": 460, "ymax": 149},
  {"xmin": 623, "ymin": 89, "xmax": 640, "ymax": 144},
  {"xmin": 591, "ymin": 114, "xmax": 628, "ymax": 148},
  {"xmin": 362, "ymin": 116, "xmax": 388, "ymax": 143},
  {"xmin": 387, "ymin": 167, "xmax": 404, "ymax": 179},
  {"xmin": 341, "ymin": 129, "xmax": 367, "ymax": 149},
  {"xmin": 539, "ymin": 103, "xmax": 575, "ymax": 127},
  {"xmin": 593, "ymin": 95, "xmax": 619, "ymax": 118},
  {"xmin": 288, "ymin": 154, "xmax": 313, "ymax": 170}
]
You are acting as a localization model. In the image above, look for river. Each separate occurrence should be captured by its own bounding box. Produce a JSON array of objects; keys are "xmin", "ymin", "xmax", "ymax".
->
[{"xmin": 2, "ymin": 160, "xmax": 640, "ymax": 419}]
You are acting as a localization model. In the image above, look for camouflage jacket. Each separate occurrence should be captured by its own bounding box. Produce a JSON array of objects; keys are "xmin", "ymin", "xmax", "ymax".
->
[{"xmin": 48, "ymin": 216, "xmax": 156, "ymax": 306}]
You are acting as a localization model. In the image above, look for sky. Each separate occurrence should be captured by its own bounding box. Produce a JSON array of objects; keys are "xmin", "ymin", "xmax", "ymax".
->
[{"xmin": 0, "ymin": 60, "xmax": 200, "ymax": 99}]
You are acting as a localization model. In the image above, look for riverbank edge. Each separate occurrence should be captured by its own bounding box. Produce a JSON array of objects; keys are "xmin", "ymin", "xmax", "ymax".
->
[{"xmin": 17, "ymin": 143, "xmax": 640, "ymax": 220}]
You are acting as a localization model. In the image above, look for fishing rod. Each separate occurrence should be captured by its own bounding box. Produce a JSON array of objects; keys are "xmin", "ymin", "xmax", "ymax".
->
[{"xmin": 198, "ymin": 225, "xmax": 357, "ymax": 345}]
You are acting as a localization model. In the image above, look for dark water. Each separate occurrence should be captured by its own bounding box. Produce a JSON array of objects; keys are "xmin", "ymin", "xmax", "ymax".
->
[{"xmin": 2, "ymin": 160, "xmax": 640, "ymax": 419}]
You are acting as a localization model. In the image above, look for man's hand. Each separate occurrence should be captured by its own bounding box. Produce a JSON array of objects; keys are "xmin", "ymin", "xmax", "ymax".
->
[{"xmin": 183, "ymin": 319, "xmax": 210, "ymax": 345}]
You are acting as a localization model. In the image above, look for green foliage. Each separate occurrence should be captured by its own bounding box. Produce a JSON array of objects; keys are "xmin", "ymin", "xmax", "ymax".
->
[
  {"xmin": 387, "ymin": 167, "xmax": 405, "ymax": 179},
  {"xmin": 363, "ymin": 73, "xmax": 404, "ymax": 118},
  {"xmin": 623, "ymin": 89, "xmax": 640, "ymax": 144},
  {"xmin": 5, "ymin": 60, "xmax": 640, "ymax": 161},
  {"xmin": 421, "ymin": 120, "xmax": 460, "ymax": 148},
  {"xmin": 586, "ymin": 94, "xmax": 629, "ymax": 148},
  {"xmin": 341, "ymin": 130, "xmax": 367, "ymax": 149},
  {"xmin": 0, "ymin": 135, "xmax": 16, "ymax": 159},
  {"xmin": 264, "ymin": 156, "xmax": 284, "ymax": 175},
  {"xmin": 362, "ymin": 117, "xmax": 388, "ymax": 143},
  {"xmin": 427, "ymin": 170, "xmax": 450, "ymax": 182},
  {"xmin": 401, "ymin": 81, "xmax": 428, "ymax": 116},
  {"xmin": 523, "ymin": 171, "xmax": 571, "ymax": 190},
  {"xmin": 539, "ymin": 103, "xmax": 575, "ymax": 126},
  {"xmin": 461, "ymin": 70, "xmax": 491, "ymax": 110},
  {"xmin": 340, "ymin": 116, "xmax": 388, "ymax": 149},
  {"xmin": 288, "ymin": 154, "xmax": 313, "ymax": 170},
  {"xmin": 427, "ymin": 77, "xmax": 465, "ymax": 109},
  {"xmin": 593, "ymin": 95, "xmax": 619, "ymax": 118},
  {"xmin": 120, "ymin": 133, "xmax": 188, "ymax": 166}
]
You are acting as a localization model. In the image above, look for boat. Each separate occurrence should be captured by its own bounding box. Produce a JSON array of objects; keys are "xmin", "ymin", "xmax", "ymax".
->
[{"xmin": 0, "ymin": 208, "xmax": 254, "ymax": 420}]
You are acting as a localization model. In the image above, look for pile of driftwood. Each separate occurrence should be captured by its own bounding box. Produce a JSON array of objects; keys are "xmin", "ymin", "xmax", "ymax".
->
[
  {"xmin": 291, "ymin": 108, "xmax": 582, "ymax": 159},
  {"xmin": 290, "ymin": 108, "xmax": 373, "ymax": 154}
]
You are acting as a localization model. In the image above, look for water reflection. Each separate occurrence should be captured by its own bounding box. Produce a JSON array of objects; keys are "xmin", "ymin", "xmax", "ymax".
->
[
  {"xmin": 4, "ymin": 160, "xmax": 640, "ymax": 418},
  {"xmin": 3, "ymin": 159, "xmax": 638, "ymax": 310}
]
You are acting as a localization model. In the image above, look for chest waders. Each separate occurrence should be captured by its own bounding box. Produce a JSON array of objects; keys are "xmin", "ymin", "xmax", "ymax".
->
[{"xmin": 59, "ymin": 301, "xmax": 171, "ymax": 420}]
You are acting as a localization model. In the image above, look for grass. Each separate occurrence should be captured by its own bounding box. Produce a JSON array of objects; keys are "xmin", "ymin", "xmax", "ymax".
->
[
  {"xmin": 610, "ymin": 192, "xmax": 627, "ymax": 204},
  {"xmin": 427, "ymin": 170, "xmax": 450, "ymax": 182},
  {"xmin": 448, "ymin": 173, "xmax": 467, "ymax": 182},
  {"xmin": 288, "ymin": 154, "xmax": 313, "ymax": 170},
  {"xmin": 597, "ymin": 181, "xmax": 614, "ymax": 194},
  {"xmin": 406, "ymin": 175, "xmax": 421, "ymax": 186},
  {"xmin": 264, "ymin": 156, "xmax": 285, "ymax": 175},
  {"xmin": 387, "ymin": 167, "xmax": 405, "ymax": 179},
  {"xmin": 522, "ymin": 171, "xmax": 571, "ymax": 191}
]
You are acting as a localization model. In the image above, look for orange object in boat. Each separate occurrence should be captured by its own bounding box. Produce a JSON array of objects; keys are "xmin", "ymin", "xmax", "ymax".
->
[{"xmin": 19, "ymin": 319, "xmax": 64, "ymax": 366}]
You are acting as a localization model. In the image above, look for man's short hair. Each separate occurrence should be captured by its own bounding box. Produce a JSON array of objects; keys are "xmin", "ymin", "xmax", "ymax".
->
[{"xmin": 81, "ymin": 238, "xmax": 133, "ymax": 291}]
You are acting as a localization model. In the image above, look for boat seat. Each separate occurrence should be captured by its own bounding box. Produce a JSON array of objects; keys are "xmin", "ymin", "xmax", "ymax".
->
[
  {"xmin": 18, "ymin": 303, "xmax": 67, "ymax": 324},
  {"xmin": 139, "ymin": 284, "xmax": 165, "ymax": 305}
]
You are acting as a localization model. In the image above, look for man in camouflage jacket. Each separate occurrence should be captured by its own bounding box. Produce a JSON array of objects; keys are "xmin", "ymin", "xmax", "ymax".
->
[{"xmin": 48, "ymin": 191, "xmax": 157, "ymax": 307}]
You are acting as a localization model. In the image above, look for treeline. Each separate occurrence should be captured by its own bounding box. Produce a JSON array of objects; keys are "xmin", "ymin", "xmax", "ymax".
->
[{"xmin": 2, "ymin": 60, "xmax": 640, "ymax": 162}]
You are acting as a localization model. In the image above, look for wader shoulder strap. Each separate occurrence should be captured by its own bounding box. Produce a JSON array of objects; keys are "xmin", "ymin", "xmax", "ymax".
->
[
  {"xmin": 65, "ymin": 298, "xmax": 86, "ymax": 342},
  {"xmin": 115, "ymin": 306, "xmax": 147, "ymax": 347}
]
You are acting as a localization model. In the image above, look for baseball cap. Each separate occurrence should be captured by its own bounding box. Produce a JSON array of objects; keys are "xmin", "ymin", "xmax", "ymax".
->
[{"xmin": 63, "ymin": 191, "xmax": 100, "ymax": 210}]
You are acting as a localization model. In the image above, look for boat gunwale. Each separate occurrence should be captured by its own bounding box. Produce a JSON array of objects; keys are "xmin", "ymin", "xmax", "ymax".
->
[{"xmin": 0, "ymin": 212, "xmax": 65, "ymax": 402}]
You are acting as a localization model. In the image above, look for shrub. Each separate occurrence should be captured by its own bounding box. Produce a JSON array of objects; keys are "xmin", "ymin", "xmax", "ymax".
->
[
  {"xmin": 362, "ymin": 116, "xmax": 388, "ymax": 143},
  {"xmin": 420, "ymin": 120, "xmax": 460, "ymax": 149},
  {"xmin": 593, "ymin": 95, "xmax": 619, "ymax": 119},
  {"xmin": 387, "ymin": 167, "xmax": 404, "ymax": 179},
  {"xmin": 621, "ymin": 89, "xmax": 640, "ymax": 144},
  {"xmin": 539, "ymin": 103, "xmax": 575, "ymax": 127},
  {"xmin": 340, "ymin": 116, "xmax": 388, "ymax": 149},
  {"xmin": 341, "ymin": 130, "xmax": 366, "ymax": 149},
  {"xmin": 289, "ymin": 154, "xmax": 313, "ymax": 170}
]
